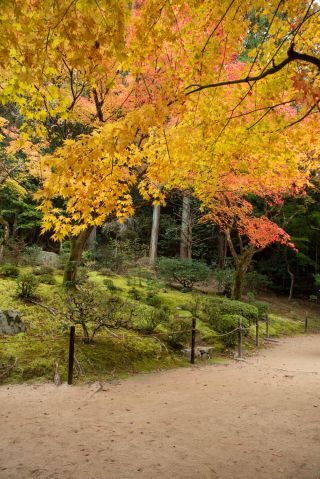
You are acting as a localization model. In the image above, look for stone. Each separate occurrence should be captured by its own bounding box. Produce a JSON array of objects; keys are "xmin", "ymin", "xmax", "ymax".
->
[
  {"xmin": 197, "ymin": 346, "xmax": 214, "ymax": 360},
  {"xmin": 181, "ymin": 348, "xmax": 201, "ymax": 359},
  {"xmin": 38, "ymin": 251, "xmax": 59, "ymax": 267},
  {"xmin": 181, "ymin": 346, "xmax": 214, "ymax": 360},
  {"xmin": 0, "ymin": 310, "xmax": 26, "ymax": 335}
]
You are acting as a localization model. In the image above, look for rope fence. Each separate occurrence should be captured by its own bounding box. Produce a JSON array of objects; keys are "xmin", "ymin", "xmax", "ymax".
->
[{"xmin": 0, "ymin": 311, "xmax": 318, "ymax": 384}]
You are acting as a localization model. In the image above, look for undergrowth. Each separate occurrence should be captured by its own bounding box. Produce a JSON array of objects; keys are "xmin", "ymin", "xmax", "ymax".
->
[{"xmin": 0, "ymin": 268, "xmax": 311, "ymax": 384}]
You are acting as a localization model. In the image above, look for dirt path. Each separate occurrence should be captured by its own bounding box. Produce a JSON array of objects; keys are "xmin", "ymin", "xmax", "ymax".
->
[{"xmin": 1, "ymin": 335, "xmax": 320, "ymax": 479}]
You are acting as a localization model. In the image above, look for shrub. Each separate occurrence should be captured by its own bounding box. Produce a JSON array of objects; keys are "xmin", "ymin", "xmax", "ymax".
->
[
  {"xmin": 75, "ymin": 267, "xmax": 89, "ymax": 284},
  {"xmin": 126, "ymin": 275, "xmax": 144, "ymax": 287},
  {"xmin": 204, "ymin": 296, "xmax": 258, "ymax": 324},
  {"xmin": 165, "ymin": 315, "xmax": 193, "ymax": 348},
  {"xmin": 103, "ymin": 278, "xmax": 118, "ymax": 291},
  {"xmin": 33, "ymin": 265, "xmax": 55, "ymax": 276},
  {"xmin": 252, "ymin": 300, "xmax": 269, "ymax": 318},
  {"xmin": 23, "ymin": 245, "xmax": 42, "ymax": 266},
  {"xmin": 1, "ymin": 263, "xmax": 19, "ymax": 278},
  {"xmin": 244, "ymin": 271, "xmax": 272, "ymax": 293},
  {"xmin": 62, "ymin": 282, "xmax": 135, "ymax": 342},
  {"xmin": 99, "ymin": 267, "xmax": 115, "ymax": 277},
  {"xmin": 145, "ymin": 291, "xmax": 163, "ymax": 308},
  {"xmin": 157, "ymin": 257, "xmax": 210, "ymax": 289},
  {"xmin": 128, "ymin": 287, "xmax": 143, "ymax": 300},
  {"xmin": 3, "ymin": 239, "xmax": 26, "ymax": 265},
  {"xmin": 16, "ymin": 273, "xmax": 39, "ymax": 299},
  {"xmin": 136, "ymin": 305, "xmax": 169, "ymax": 333},
  {"xmin": 213, "ymin": 267, "xmax": 234, "ymax": 294},
  {"xmin": 217, "ymin": 314, "xmax": 249, "ymax": 347},
  {"xmin": 39, "ymin": 273, "xmax": 56, "ymax": 285}
]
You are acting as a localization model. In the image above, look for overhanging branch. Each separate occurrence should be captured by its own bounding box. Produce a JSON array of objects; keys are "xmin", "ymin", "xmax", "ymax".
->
[{"xmin": 186, "ymin": 44, "xmax": 320, "ymax": 95}]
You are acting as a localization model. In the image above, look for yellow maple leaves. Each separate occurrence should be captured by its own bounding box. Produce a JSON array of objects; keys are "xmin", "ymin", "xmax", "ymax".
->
[{"xmin": 0, "ymin": 0, "xmax": 319, "ymax": 241}]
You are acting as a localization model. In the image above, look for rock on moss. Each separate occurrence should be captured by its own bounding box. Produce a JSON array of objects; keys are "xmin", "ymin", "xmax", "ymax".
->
[{"xmin": 0, "ymin": 310, "xmax": 26, "ymax": 335}]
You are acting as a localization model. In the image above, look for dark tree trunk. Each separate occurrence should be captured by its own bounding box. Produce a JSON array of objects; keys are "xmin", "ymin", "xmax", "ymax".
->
[
  {"xmin": 218, "ymin": 230, "xmax": 227, "ymax": 269},
  {"xmin": 0, "ymin": 215, "xmax": 10, "ymax": 263},
  {"xmin": 149, "ymin": 204, "xmax": 160, "ymax": 266},
  {"xmin": 225, "ymin": 229, "xmax": 255, "ymax": 300},
  {"xmin": 63, "ymin": 227, "xmax": 93, "ymax": 285},
  {"xmin": 285, "ymin": 250, "xmax": 294, "ymax": 301},
  {"xmin": 11, "ymin": 214, "xmax": 18, "ymax": 241},
  {"xmin": 180, "ymin": 194, "xmax": 192, "ymax": 260},
  {"xmin": 233, "ymin": 257, "xmax": 252, "ymax": 300}
]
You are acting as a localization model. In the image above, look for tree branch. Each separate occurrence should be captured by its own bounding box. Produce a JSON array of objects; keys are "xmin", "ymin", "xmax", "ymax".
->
[{"xmin": 186, "ymin": 44, "xmax": 320, "ymax": 95}]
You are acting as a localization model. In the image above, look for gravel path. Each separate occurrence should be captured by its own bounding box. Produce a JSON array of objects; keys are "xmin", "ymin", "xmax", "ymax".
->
[{"xmin": 1, "ymin": 335, "xmax": 320, "ymax": 478}]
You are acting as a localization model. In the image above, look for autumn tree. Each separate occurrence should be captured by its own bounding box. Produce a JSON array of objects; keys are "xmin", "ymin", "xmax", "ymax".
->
[
  {"xmin": 0, "ymin": 1, "xmax": 185, "ymax": 281},
  {"xmin": 1, "ymin": 0, "xmax": 319, "ymax": 286}
]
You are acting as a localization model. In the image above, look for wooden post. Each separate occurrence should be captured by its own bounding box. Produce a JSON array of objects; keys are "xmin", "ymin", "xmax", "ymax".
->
[
  {"xmin": 68, "ymin": 325, "xmax": 75, "ymax": 385},
  {"xmin": 190, "ymin": 317, "xmax": 196, "ymax": 364},
  {"xmin": 255, "ymin": 317, "xmax": 259, "ymax": 347},
  {"xmin": 266, "ymin": 314, "xmax": 269, "ymax": 339},
  {"xmin": 238, "ymin": 318, "xmax": 242, "ymax": 359},
  {"xmin": 304, "ymin": 312, "xmax": 308, "ymax": 333}
]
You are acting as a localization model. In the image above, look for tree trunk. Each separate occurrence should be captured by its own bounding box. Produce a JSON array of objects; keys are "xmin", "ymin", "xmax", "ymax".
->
[
  {"xmin": 11, "ymin": 214, "xmax": 18, "ymax": 241},
  {"xmin": 285, "ymin": 250, "xmax": 294, "ymax": 301},
  {"xmin": 225, "ymin": 230, "xmax": 255, "ymax": 300},
  {"xmin": 233, "ymin": 255, "xmax": 253, "ymax": 300},
  {"xmin": 87, "ymin": 226, "xmax": 97, "ymax": 253},
  {"xmin": 180, "ymin": 194, "xmax": 192, "ymax": 260},
  {"xmin": 218, "ymin": 230, "xmax": 227, "ymax": 268},
  {"xmin": 149, "ymin": 204, "xmax": 160, "ymax": 266},
  {"xmin": 63, "ymin": 227, "xmax": 93, "ymax": 285},
  {"xmin": 233, "ymin": 262, "xmax": 245, "ymax": 300},
  {"xmin": 0, "ymin": 215, "xmax": 10, "ymax": 263},
  {"xmin": 288, "ymin": 270, "xmax": 294, "ymax": 301}
]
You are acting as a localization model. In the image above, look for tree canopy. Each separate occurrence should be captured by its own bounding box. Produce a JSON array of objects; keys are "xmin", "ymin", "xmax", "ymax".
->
[{"xmin": 0, "ymin": 0, "xmax": 319, "ymax": 279}]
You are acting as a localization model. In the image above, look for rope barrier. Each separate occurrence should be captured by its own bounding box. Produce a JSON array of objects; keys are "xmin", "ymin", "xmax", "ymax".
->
[
  {"xmin": 0, "ymin": 323, "xmax": 258, "ymax": 344},
  {"xmin": 0, "ymin": 326, "xmax": 249, "ymax": 343},
  {"xmin": 0, "ymin": 336, "xmax": 67, "ymax": 344},
  {"xmin": 210, "ymin": 327, "xmax": 239, "ymax": 338},
  {"xmin": 0, "ymin": 320, "xmax": 315, "ymax": 346}
]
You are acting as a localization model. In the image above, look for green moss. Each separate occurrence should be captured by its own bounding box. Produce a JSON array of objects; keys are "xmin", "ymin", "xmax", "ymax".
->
[
  {"xmin": 267, "ymin": 314, "xmax": 303, "ymax": 336},
  {"xmin": 0, "ymin": 269, "xmax": 311, "ymax": 384}
]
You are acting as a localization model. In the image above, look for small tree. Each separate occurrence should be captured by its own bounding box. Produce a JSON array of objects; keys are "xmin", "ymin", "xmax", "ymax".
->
[
  {"xmin": 16, "ymin": 273, "xmax": 39, "ymax": 299},
  {"xmin": 157, "ymin": 257, "xmax": 210, "ymax": 289},
  {"xmin": 62, "ymin": 282, "xmax": 135, "ymax": 343}
]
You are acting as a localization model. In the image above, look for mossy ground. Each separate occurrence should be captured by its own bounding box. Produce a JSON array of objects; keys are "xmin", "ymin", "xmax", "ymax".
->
[{"xmin": 0, "ymin": 268, "xmax": 316, "ymax": 384}]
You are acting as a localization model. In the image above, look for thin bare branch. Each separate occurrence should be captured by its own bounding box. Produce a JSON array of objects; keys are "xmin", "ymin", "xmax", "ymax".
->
[{"xmin": 201, "ymin": 0, "xmax": 237, "ymax": 54}]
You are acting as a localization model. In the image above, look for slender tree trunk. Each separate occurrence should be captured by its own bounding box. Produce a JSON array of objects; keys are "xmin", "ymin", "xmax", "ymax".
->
[
  {"xmin": 11, "ymin": 214, "xmax": 17, "ymax": 240},
  {"xmin": 63, "ymin": 227, "xmax": 93, "ymax": 285},
  {"xmin": 0, "ymin": 215, "xmax": 10, "ymax": 263},
  {"xmin": 218, "ymin": 230, "xmax": 226, "ymax": 268},
  {"xmin": 288, "ymin": 270, "xmax": 294, "ymax": 301},
  {"xmin": 180, "ymin": 194, "xmax": 192, "ymax": 260},
  {"xmin": 88, "ymin": 226, "xmax": 97, "ymax": 252},
  {"xmin": 149, "ymin": 204, "xmax": 160, "ymax": 266},
  {"xmin": 285, "ymin": 250, "xmax": 294, "ymax": 301}
]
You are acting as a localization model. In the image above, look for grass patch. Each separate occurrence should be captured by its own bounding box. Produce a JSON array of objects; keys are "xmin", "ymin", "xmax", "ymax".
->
[{"xmin": 0, "ymin": 269, "xmax": 314, "ymax": 384}]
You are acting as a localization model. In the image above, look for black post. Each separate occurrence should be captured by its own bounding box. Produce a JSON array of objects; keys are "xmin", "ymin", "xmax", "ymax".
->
[
  {"xmin": 68, "ymin": 325, "xmax": 75, "ymax": 385},
  {"xmin": 238, "ymin": 318, "xmax": 242, "ymax": 359},
  {"xmin": 304, "ymin": 312, "xmax": 308, "ymax": 333},
  {"xmin": 190, "ymin": 317, "xmax": 196, "ymax": 364},
  {"xmin": 266, "ymin": 314, "xmax": 269, "ymax": 339},
  {"xmin": 255, "ymin": 317, "xmax": 259, "ymax": 347}
]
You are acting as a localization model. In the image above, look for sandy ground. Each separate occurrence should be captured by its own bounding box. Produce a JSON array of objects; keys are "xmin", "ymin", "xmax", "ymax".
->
[{"xmin": 0, "ymin": 335, "xmax": 320, "ymax": 479}]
